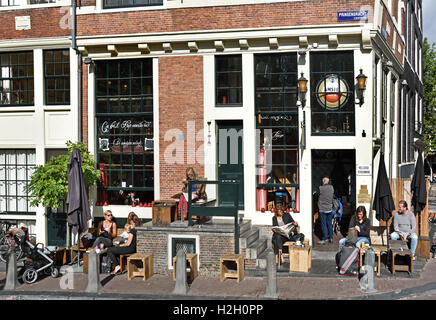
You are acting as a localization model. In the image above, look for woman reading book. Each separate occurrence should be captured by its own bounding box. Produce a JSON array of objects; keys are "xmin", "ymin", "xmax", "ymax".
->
[{"xmin": 272, "ymin": 206, "xmax": 300, "ymax": 265}]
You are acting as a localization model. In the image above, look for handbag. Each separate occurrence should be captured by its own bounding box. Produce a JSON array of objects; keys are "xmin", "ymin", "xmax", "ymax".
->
[{"xmin": 332, "ymin": 197, "xmax": 339, "ymax": 212}]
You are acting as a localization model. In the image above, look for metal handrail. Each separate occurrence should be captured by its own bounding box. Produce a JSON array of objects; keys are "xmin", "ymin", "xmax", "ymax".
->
[{"xmin": 187, "ymin": 180, "xmax": 240, "ymax": 254}]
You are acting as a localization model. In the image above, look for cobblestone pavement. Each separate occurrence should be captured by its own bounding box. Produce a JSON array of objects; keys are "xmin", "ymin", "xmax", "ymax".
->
[{"xmin": 0, "ymin": 258, "xmax": 435, "ymax": 300}]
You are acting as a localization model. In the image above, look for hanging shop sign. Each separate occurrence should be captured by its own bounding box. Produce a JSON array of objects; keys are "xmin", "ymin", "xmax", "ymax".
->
[
  {"xmin": 316, "ymin": 74, "xmax": 350, "ymax": 110},
  {"xmin": 337, "ymin": 11, "xmax": 368, "ymax": 22}
]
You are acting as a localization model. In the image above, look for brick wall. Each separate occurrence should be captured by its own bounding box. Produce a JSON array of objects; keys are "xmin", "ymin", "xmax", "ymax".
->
[
  {"xmin": 77, "ymin": 0, "xmax": 374, "ymax": 37},
  {"xmin": 158, "ymin": 56, "xmax": 204, "ymax": 200},
  {"xmin": 0, "ymin": 8, "xmax": 70, "ymax": 40},
  {"xmin": 137, "ymin": 227, "xmax": 236, "ymax": 277}
]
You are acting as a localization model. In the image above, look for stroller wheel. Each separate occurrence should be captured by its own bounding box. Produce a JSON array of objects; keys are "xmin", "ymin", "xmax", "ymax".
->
[
  {"xmin": 51, "ymin": 267, "xmax": 59, "ymax": 278},
  {"xmin": 23, "ymin": 268, "xmax": 38, "ymax": 284}
]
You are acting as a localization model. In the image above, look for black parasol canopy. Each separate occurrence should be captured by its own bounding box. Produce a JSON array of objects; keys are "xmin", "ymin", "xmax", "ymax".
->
[
  {"xmin": 411, "ymin": 152, "xmax": 427, "ymax": 213},
  {"xmin": 373, "ymin": 154, "xmax": 395, "ymax": 246},
  {"xmin": 66, "ymin": 148, "xmax": 91, "ymax": 237}
]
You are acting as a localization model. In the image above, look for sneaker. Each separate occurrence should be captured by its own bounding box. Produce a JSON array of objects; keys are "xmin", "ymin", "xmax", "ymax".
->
[
  {"xmin": 318, "ymin": 240, "xmax": 327, "ymax": 245},
  {"xmin": 413, "ymin": 255, "xmax": 416, "ymax": 261},
  {"xmin": 328, "ymin": 239, "xmax": 333, "ymax": 243}
]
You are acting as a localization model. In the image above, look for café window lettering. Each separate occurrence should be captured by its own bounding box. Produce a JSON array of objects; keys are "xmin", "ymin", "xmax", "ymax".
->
[
  {"xmin": 310, "ymin": 51, "xmax": 355, "ymax": 135},
  {"xmin": 95, "ymin": 59, "xmax": 154, "ymax": 206},
  {"xmin": 254, "ymin": 53, "xmax": 300, "ymax": 213}
]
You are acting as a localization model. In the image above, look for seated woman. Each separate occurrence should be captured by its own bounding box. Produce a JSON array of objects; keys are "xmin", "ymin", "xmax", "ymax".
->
[
  {"xmin": 338, "ymin": 206, "xmax": 371, "ymax": 250},
  {"xmin": 108, "ymin": 214, "xmax": 140, "ymax": 275},
  {"xmin": 178, "ymin": 167, "xmax": 207, "ymax": 220},
  {"xmin": 92, "ymin": 210, "xmax": 117, "ymax": 249},
  {"xmin": 271, "ymin": 206, "xmax": 300, "ymax": 265}
]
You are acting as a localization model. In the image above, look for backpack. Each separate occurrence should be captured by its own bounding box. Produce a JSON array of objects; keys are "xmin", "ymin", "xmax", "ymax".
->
[
  {"xmin": 332, "ymin": 196, "xmax": 340, "ymax": 212},
  {"xmin": 335, "ymin": 246, "xmax": 360, "ymax": 276}
]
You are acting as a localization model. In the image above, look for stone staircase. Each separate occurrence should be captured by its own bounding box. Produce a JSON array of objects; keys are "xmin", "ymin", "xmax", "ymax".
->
[{"xmin": 238, "ymin": 220, "xmax": 269, "ymax": 269}]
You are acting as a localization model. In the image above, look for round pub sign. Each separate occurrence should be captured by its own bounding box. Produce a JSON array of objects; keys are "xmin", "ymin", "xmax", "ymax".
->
[{"xmin": 316, "ymin": 74, "xmax": 350, "ymax": 110}]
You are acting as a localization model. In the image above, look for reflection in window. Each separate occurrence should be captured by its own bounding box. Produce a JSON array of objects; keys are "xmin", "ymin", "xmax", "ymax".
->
[
  {"xmin": 0, "ymin": 52, "xmax": 34, "ymax": 106},
  {"xmin": 0, "ymin": 0, "xmax": 19, "ymax": 6},
  {"xmin": 44, "ymin": 49, "xmax": 70, "ymax": 105},
  {"xmin": 103, "ymin": 0, "xmax": 162, "ymax": 9},
  {"xmin": 0, "ymin": 150, "xmax": 36, "ymax": 214},
  {"xmin": 255, "ymin": 53, "xmax": 300, "ymax": 212},
  {"xmin": 95, "ymin": 59, "xmax": 154, "ymax": 206},
  {"xmin": 310, "ymin": 51, "xmax": 355, "ymax": 135},
  {"xmin": 215, "ymin": 55, "xmax": 242, "ymax": 106}
]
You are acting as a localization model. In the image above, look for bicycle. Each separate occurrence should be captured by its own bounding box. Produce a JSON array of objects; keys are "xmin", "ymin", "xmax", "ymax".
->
[{"xmin": 0, "ymin": 220, "xmax": 24, "ymax": 263}]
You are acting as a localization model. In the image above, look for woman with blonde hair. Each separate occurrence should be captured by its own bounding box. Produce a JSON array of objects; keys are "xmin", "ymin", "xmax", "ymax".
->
[{"xmin": 92, "ymin": 210, "xmax": 117, "ymax": 249}]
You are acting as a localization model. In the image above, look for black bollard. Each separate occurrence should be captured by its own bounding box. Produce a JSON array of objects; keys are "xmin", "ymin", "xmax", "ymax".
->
[{"xmin": 172, "ymin": 249, "xmax": 189, "ymax": 295}]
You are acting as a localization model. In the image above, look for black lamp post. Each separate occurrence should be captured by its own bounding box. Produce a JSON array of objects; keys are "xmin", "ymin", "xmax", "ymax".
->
[
  {"xmin": 298, "ymin": 72, "xmax": 308, "ymax": 108},
  {"xmin": 356, "ymin": 69, "xmax": 367, "ymax": 106}
]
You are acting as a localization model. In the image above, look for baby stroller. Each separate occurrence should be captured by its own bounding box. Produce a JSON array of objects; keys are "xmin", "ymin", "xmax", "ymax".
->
[{"xmin": 9, "ymin": 228, "xmax": 60, "ymax": 284}]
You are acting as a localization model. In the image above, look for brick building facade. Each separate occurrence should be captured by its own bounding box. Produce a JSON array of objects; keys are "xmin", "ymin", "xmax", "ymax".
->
[{"xmin": 0, "ymin": 1, "xmax": 422, "ymax": 273}]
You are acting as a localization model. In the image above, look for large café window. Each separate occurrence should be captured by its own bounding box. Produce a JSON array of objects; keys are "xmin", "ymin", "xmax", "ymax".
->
[
  {"xmin": 255, "ymin": 53, "xmax": 300, "ymax": 212},
  {"xmin": 310, "ymin": 51, "xmax": 355, "ymax": 135},
  {"xmin": 95, "ymin": 59, "xmax": 154, "ymax": 206}
]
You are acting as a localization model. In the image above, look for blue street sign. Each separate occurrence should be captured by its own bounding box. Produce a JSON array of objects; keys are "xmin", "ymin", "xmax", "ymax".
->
[{"xmin": 338, "ymin": 11, "xmax": 369, "ymax": 22}]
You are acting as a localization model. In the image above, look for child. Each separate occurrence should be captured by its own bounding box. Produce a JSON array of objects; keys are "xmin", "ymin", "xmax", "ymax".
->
[{"xmin": 116, "ymin": 224, "xmax": 132, "ymax": 246}]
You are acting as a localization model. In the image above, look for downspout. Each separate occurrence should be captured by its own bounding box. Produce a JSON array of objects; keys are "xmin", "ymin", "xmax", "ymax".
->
[
  {"xmin": 68, "ymin": 0, "xmax": 82, "ymax": 250},
  {"xmin": 72, "ymin": 0, "xmax": 82, "ymax": 143}
]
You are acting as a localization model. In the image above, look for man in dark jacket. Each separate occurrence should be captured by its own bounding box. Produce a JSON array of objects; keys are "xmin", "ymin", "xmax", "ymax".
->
[{"xmin": 316, "ymin": 176, "xmax": 334, "ymax": 244}]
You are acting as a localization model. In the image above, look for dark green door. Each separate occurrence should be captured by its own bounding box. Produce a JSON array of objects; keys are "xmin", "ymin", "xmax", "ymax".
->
[
  {"xmin": 217, "ymin": 121, "xmax": 244, "ymax": 209},
  {"xmin": 47, "ymin": 204, "xmax": 67, "ymax": 247}
]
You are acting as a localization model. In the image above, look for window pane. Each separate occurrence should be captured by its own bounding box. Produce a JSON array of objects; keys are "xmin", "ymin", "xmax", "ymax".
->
[
  {"xmin": 216, "ymin": 55, "xmax": 242, "ymax": 106},
  {"xmin": 44, "ymin": 49, "xmax": 70, "ymax": 105},
  {"xmin": 310, "ymin": 51, "xmax": 355, "ymax": 135},
  {"xmin": 96, "ymin": 59, "xmax": 154, "ymax": 205}
]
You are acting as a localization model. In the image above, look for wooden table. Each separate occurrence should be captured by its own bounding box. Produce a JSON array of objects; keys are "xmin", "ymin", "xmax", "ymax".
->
[
  {"xmin": 127, "ymin": 253, "xmax": 154, "ymax": 280},
  {"xmin": 359, "ymin": 245, "xmax": 387, "ymax": 277},
  {"xmin": 220, "ymin": 254, "xmax": 244, "ymax": 283},
  {"xmin": 283, "ymin": 243, "xmax": 311, "ymax": 273},
  {"xmin": 172, "ymin": 253, "xmax": 198, "ymax": 283}
]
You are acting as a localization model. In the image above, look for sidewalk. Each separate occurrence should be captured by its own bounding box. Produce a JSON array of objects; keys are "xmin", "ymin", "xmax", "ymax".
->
[{"xmin": 0, "ymin": 258, "xmax": 435, "ymax": 300}]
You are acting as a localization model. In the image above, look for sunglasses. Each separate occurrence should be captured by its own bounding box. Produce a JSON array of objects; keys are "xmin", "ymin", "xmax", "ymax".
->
[{"xmin": 105, "ymin": 214, "xmax": 112, "ymax": 217}]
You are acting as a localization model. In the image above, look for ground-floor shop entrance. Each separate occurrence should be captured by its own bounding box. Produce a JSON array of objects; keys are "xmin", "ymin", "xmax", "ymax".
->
[{"xmin": 311, "ymin": 149, "xmax": 356, "ymax": 250}]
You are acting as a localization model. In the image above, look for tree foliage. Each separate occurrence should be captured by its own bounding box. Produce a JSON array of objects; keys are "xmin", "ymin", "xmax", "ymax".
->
[
  {"xmin": 26, "ymin": 141, "xmax": 100, "ymax": 209},
  {"xmin": 423, "ymin": 38, "xmax": 436, "ymax": 154}
]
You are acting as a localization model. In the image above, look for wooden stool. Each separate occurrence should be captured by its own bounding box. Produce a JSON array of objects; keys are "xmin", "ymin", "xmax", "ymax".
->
[
  {"xmin": 172, "ymin": 253, "xmax": 198, "ymax": 282},
  {"xmin": 390, "ymin": 249, "xmax": 413, "ymax": 275},
  {"xmin": 359, "ymin": 245, "xmax": 387, "ymax": 277},
  {"xmin": 285, "ymin": 244, "xmax": 311, "ymax": 272},
  {"xmin": 220, "ymin": 254, "xmax": 244, "ymax": 283},
  {"xmin": 127, "ymin": 253, "xmax": 153, "ymax": 280},
  {"xmin": 120, "ymin": 253, "xmax": 133, "ymax": 272}
]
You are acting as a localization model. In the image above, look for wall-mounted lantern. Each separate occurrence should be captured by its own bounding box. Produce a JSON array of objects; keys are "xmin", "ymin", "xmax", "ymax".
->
[
  {"xmin": 355, "ymin": 69, "xmax": 367, "ymax": 106},
  {"xmin": 298, "ymin": 73, "xmax": 308, "ymax": 108}
]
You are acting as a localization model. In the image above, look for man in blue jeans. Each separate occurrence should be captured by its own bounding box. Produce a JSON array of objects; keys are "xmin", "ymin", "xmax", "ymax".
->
[
  {"xmin": 316, "ymin": 176, "xmax": 334, "ymax": 245},
  {"xmin": 390, "ymin": 200, "xmax": 418, "ymax": 260}
]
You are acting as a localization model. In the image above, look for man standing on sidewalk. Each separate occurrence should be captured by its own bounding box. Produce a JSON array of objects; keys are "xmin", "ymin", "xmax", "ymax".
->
[
  {"xmin": 390, "ymin": 200, "xmax": 418, "ymax": 259},
  {"xmin": 316, "ymin": 176, "xmax": 334, "ymax": 245}
]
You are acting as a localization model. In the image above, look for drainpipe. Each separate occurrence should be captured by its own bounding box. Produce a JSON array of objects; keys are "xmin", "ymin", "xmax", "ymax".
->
[
  {"xmin": 72, "ymin": 0, "xmax": 82, "ymax": 143},
  {"xmin": 68, "ymin": 0, "xmax": 83, "ymax": 250}
]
